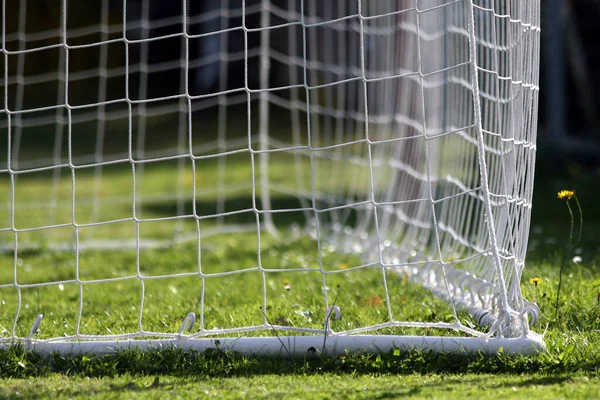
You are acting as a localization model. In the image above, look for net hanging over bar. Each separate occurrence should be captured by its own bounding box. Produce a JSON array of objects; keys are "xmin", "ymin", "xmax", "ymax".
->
[{"xmin": 0, "ymin": 0, "xmax": 543, "ymax": 356}]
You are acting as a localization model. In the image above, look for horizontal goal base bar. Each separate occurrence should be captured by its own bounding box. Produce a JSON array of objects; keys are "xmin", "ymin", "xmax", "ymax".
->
[{"xmin": 2, "ymin": 334, "xmax": 545, "ymax": 357}]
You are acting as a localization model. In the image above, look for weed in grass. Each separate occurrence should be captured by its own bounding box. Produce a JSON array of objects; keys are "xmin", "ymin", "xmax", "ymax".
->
[
  {"xmin": 529, "ymin": 277, "xmax": 542, "ymax": 303},
  {"xmin": 555, "ymin": 189, "xmax": 583, "ymax": 319}
]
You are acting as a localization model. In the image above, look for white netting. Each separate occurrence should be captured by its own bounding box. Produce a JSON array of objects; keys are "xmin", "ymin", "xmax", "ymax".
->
[{"xmin": 0, "ymin": 0, "xmax": 540, "ymax": 347}]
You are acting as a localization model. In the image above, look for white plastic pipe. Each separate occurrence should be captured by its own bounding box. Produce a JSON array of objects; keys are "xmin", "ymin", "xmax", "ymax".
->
[{"xmin": 4, "ymin": 333, "xmax": 545, "ymax": 357}]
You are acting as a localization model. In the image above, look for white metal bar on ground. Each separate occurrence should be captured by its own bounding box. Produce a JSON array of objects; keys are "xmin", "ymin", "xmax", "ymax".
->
[{"xmin": 3, "ymin": 334, "xmax": 545, "ymax": 357}]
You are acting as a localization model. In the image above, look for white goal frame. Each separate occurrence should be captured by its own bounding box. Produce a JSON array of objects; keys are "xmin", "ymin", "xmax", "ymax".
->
[{"xmin": 0, "ymin": 0, "xmax": 543, "ymax": 356}]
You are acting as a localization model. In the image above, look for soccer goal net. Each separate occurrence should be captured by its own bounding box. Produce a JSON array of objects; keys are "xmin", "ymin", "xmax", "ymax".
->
[{"xmin": 0, "ymin": 0, "xmax": 542, "ymax": 356}]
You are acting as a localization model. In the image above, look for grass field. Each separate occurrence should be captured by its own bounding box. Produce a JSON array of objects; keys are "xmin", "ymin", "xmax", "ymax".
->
[{"xmin": 0, "ymin": 148, "xmax": 599, "ymax": 398}]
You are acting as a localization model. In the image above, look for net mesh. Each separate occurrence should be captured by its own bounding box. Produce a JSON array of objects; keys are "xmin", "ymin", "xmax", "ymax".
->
[{"xmin": 0, "ymin": 0, "xmax": 540, "ymax": 343}]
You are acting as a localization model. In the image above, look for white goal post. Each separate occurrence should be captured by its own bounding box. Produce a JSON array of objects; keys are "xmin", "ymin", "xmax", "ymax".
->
[{"xmin": 0, "ymin": 0, "xmax": 543, "ymax": 356}]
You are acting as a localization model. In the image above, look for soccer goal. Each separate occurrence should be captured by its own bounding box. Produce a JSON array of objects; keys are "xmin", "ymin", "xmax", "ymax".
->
[{"xmin": 0, "ymin": 0, "xmax": 543, "ymax": 356}]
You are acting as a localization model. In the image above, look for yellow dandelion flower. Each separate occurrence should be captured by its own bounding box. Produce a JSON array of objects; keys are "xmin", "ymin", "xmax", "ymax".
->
[
  {"xmin": 338, "ymin": 263, "xmax": 349, "ymax": 270},
  {"xmin": 557, "ymin": 190, "xmax": 575, "ymax": 200},
  {"xmin": 529, "ymin": 277, "xmax": 542, "ymax": 286}
]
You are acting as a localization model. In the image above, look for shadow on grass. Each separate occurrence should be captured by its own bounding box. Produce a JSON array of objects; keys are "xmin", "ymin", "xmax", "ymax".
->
[
  {"xmin": 508, "ymin": 375, "xmax": 574, "ymax": 387},
  {"xmin": 142, "ymin": 195, "xmax": 359, "ymax": 229},
  {"xmin": 0, "ymin": 365, "xmax": 586, "ymax": 400},
  {"xmin": 2, "ymin": 345, "xmax": 597, "ymax": 380}
]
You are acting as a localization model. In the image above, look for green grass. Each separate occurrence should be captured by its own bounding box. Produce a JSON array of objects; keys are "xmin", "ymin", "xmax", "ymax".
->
[
  {"xmin": 0, "ymin": 149, "xmax": 376, "ymax": 245},
  {"xmin": 0, "ymin": 342, "xmax": 599, "ymax": 399},
  {"xmin": 0, "ymin": 372, "xmax": 597, "ymax": 399},
  {"xmin": 0, "ymin": 232, "xmax": 467, "ymax": 340},
  {"xmin": 0, "ymin": 150, "xmax": 599, "ymax": 398}
]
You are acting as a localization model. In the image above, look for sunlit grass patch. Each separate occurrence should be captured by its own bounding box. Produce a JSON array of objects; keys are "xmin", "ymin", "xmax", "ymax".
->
[{"xmin": 0, "ymin": 234, "xmax": 468, "ymax": 341}]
